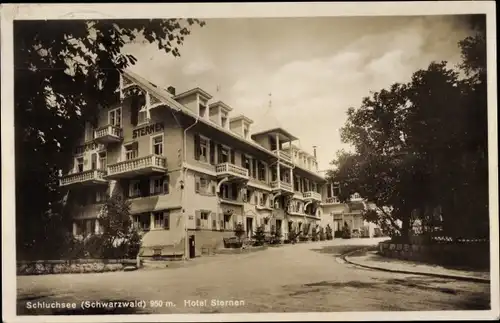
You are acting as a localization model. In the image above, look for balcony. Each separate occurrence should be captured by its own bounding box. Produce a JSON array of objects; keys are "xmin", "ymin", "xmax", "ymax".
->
[
  {"xmin": 293, "ymin": 191, "xmax": 304, "ymax": 200},
  {"xmin": 272, "ymin": 150, "xmax": 292, "ymax": 164},
  {"xmin": 303, "ymin": 191, "xmax": 322, "ymax": 202},
  {"xmin": 216, "ymin": 163, "xmax": 249, "ymax": 181},
  {"xmin": 107, "ymin": 154, "xmax": 167, "ymax": 179},
  {"xmin": 60, "ymin": 169, "xmax": 107, "ymax": 187},
  {"xmin": 271, "ymin": 180, "xmax": 293, "ymax": 194},
  {"xmin": 94, "ymin": 125, "xmax": 123, "ymax": 144},
  {"xmin": 323, "ymin": 196, "xmax": 340, "ymax": 205}
]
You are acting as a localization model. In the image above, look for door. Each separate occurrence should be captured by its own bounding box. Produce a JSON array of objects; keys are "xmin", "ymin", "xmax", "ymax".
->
[
  {"xmin": 246, "ymin": 217, "xmax": 253, "ymax": 239},
  {"xmin": 189, "ymin": 235, "xmax": 196, "ymax": 258}
]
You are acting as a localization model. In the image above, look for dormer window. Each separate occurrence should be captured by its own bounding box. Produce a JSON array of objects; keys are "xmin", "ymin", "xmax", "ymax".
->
[
  {"xmin": 199, "ymin": 103, "xmax": 207, "ymax": 118},
  {"xmin": 221, "ymin": 112, "xmax": 228, "ymax": 128},
  {"xmin": 243, "ymin": 125, "xmax": 249, "ymax": 139}
]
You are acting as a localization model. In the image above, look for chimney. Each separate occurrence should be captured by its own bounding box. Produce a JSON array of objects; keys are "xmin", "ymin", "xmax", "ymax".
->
[
  {"xmin": 313, "ymin": 146, "xmax": 317, "ymax": 158},
  {"xmin": 166, "ymin": 86, "xmax": 176, "ymax": 96}
]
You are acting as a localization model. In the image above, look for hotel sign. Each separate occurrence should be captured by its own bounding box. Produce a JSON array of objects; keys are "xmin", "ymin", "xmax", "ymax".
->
[{"xmin": 132, "ymin": 122, "xmax": 164, "ymax": 139}]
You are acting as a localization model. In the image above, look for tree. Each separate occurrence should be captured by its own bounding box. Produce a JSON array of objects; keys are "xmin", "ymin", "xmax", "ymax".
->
[
  {"xmin": 252, "ymin": 225, "xmax": 266, "ymax": 246},
  {"xmin": 15, "ymin": 19, "xmax": 205, "ymax": 259},
  {"xmin": 329, "ymin": 16, "xmax": 488, "ymax": 241}
]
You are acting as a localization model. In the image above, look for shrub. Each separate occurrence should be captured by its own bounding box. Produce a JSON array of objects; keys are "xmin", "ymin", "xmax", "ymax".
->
[
  {"xmin": 325, "ymin": 224, "xmax": 333, "ymax": 240},
  {"xmin": 288, "ymin": 228, "xmax": 298, "ymax": 244},
  {"xmin": 234, "ymin": 223, "xmax": 245, "ymax": 242},
  {"xmin": 334, "ymin": 230, "xmax": 343, "ymax": 238},
  {"xmin": 319, "ymin": 227, "xmax": 325, "ymax": 241},
  {"xmin": 270, "ymin": 225, "xmax": 282, "ymax": 245},
  {"xmin": 311, "ymin": 226, "xmax": 318, "ymax": 241},
  {"xmin": 252, "ymin": 225, "xmax": 266, "ymax": 246},
  {"xmin": 223, "ymin": 237, "xmax": 242, "ymax": 248}
]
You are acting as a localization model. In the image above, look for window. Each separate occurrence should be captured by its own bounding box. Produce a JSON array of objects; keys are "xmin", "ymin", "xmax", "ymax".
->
[
  {"xmin": 243, "ymin": 155, "xmax": 251, "ymax": 173},
  {"xmin": 201, "ymin": 212, "xmax": 209, "ymax": 221},
  {"xmin": 96, "ymin": 189, "xmax": 107, "ymax": 203},
  {"xmin": 76, "ymin": 157, "xmax": 84, "ymax": 173},
  {"xmin": 138, "ymin": 105, "xmax": 149, "ymax": 125},
  {"xmin": 151, "ymin": 176, "xmax": 169, "ymax": 195},
  {"xmin": 198, "ymin": 138, "xmax": 208, "ymax": 162},
  {"xmin": 195, "ymin": 176, "xmax": 210, "ymax": 194},
  {"xmin": 219, "ymin": 183, "xmax": 229, "ymax": 199},
  {"xmin": 153, "ymin": 211, "xmax": 169, "ymax": 230},
  {"xmin": 135, "ymin": 213, "xmax": 150, "ymax": 231},
  {"xmin": 221, "ymin": 112, "xmax": 228, "ymax": 128},
  {"xmin": 91, "ymin": 153, "xmax": 97, "ymax": 170},
  {"xmin": 152, "ymin": 134, "xmax": 163, "ymax": 155},
  {"xmin": 199, "ymin": 103, "xmax": 207, "ymax": 118},
  {"xmin": 243, "ymin": 125, "xmax": 249, "ymax": 139},
  {"xmin": 125, "ymin": 143, "xmax": 138, "ymax": 160},
  {"xmin": 218, "ymin": 145, "xmax": 229, "ymax": 163},
  {"xmin": 244, "ymin": 189, "xmax": 252, "ymax": 203},
  {"xmin": 109, "ymin": 108, "xmax": 122, "ymax": 127},
  {"xmin": 253, "ymin": 193, "xmax": 258, "ymax": 205},
  {"xmin": 294, "ymin": 176, "xmax": 300, "ymax": 192},
  {"xmin": 209, "ymin": 140, "xmax": 215, "ymax": 164},
  {"xmin": 260, "ymin": 193, "xmax": 268, "ymax": 207},
  {"xmin": 129, "ymin": 180, "xmax": 141, "ymax": 198},
  {"xmin": 258, "ymin": 162, "xmax": 266, "ymax": 181},
  {"xmin": 99, "ymin": 152, "xmax": 107, "ymax": 170},
  {"xmin": 230, "ymin": 149, "xmax": 235, "ymax": 164}
]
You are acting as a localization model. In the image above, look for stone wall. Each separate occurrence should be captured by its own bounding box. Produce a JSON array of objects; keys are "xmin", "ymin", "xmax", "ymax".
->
[
  {"xmin": 17, "ymin": 259, "xmax": 138, "ymax": 276},
  {"xmin": 378, "ymin": 241, "xmax": 490, "ymax": 269}
]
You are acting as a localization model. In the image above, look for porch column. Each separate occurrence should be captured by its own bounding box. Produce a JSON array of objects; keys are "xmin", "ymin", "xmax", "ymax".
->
[
  {"xmin": 95, "ymin": 219, "xmax": 100, "ymax": 234},
  {"xmin": 150, "ymin": 212, "xmax": 155, "ymax": 230},
  {"xmin": 73, "ymin": 222, "xmax": 77, "ymax": 236},
  {"xmin": 289, "ymin": 168, "xmax": 293, "ymax": 185}
]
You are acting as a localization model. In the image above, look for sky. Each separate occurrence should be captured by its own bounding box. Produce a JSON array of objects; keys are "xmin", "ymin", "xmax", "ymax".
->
[{"xmin": 122, "ymin": 15, "xmax": 473, "ymax": 171}]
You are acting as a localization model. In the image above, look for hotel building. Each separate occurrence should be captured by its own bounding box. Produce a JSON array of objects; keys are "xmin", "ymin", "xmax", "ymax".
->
[{"xmin": 59, "ymin": 70, "xmax": 375, "ymax": 259}]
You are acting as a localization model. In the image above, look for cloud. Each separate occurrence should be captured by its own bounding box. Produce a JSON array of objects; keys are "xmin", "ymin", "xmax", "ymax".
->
[{"xmin": 124, "ymin": 16, "xmax": 472, "ymax": 170}]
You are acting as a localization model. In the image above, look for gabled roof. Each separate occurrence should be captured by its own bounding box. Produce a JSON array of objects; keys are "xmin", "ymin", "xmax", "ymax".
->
[
  {"xmin": 173, "ymin": 87, "xmax": 213, "ymax": 101},
  {"xmin": 209, "ymin": 100, "xmax": 233, "ymax": 112},
  {"xmin": 230, "ymin": 114, "xmax": 254, "ymax": 124}
]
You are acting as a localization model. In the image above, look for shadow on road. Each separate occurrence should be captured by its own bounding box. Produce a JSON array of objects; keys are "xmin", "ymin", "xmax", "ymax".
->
[{"xmin": 311, "ymin": 244, "xmax": 376, "ymax": 257}]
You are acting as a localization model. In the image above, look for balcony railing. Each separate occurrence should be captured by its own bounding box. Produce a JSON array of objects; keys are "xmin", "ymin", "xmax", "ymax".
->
[
  {"xmin": 94, "ymin": 124, "xmax": 123, "ymax": 144},
  {"xmin": 293, "ymin": 191, "xmax": 304, "ymax": 199},
  {"xmin": 107, "ymin": 154, "xmax": 167, "ymax": 179},
  {"xmin": 271, "ymin": 180, "xmax": 293, "ymax": 193},
  {"xmin": 272, "ymin": 150, "xmax": 292, "ymax": 164},
  {"xmin": 324, "ymin": 196, "xmax": 340, "ymax": 204},
  {"xmin": 303, "ymin": 191, "xmax": 322, "ymax": 201},
  {"xmin": 60, "ymin": 169, "xmax": 107, "ymax": 187},
  {"xmin": 216, "ymin": 162, "xmax": 249, "ymax": 180}
]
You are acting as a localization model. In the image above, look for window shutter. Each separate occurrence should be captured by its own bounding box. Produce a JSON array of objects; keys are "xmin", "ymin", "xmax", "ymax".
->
[
  {"xmin": 209, "ymin": 140, "xmax": 215, "ymax": 164},
  {"xmin": 195, "ymin": 210, "xmax": 201, "ymax": 228},
  {"xmin": 217, "ymin": 144, "xmax": 223, "ymax": 163},
  {"xmin": 130, "ymin": 96, "xmax": 139, "ymax": 126},
  {"xmin": 163, "ymin": 175, "xmax": 170, "ymax": 194},
  {"xmin": 194, "ymin": 134, "xmax": 200, "ymax": 160},
  {"xmin": 164, "ymin": 212, "xmax": 170, "ymax": 230},
  {"xmin": 230, "ymin": 150, "xmax": 235, "ymax": 164},
  {"xmin": 195, "ymin": 177, "xmax": 200, "ymax": 193},
  {"xmin": 140, "ymin": 179, "xmax": 149, "ymax": 197}
]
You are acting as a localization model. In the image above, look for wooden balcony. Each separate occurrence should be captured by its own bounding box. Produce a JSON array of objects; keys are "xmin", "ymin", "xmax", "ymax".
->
[
  {"xmin": 60, "ymin": 169, "xmax": 107, "ymax": 187},
  {"xmin": 272, "ymin": 150, "xmax": 293, "ymax": 164},
  {"xmin": 271, "ymin": 180, "xmax": 293, "ymax": 194},
  {"xmin": 107, "ymin": 154, "xmax": 167, "ymax": 179},
  {"xmin": 303, "ymin": 191, "xmax": 322, "ymax": 202},
  {"xmin": 94, "ymin": 124, "xmax": 123, "ymax": 144},
  {"xmin": 216, "ymin": 163, "xmax": 249, "ymax": 181}
]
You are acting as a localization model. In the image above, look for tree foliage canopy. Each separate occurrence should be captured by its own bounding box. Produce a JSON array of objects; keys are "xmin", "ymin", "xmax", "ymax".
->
[
  {"xmin": 15, "ymin": 19, "xmax": 205, "ymax": 259},
  {"xmin": 328, "ymin": 15, "xmax": 488, "ymax": 240}
]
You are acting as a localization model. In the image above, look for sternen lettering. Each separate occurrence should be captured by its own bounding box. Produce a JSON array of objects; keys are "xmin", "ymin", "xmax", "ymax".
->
[{"xmin": 133, "ymin": 122, "xmax": 164, "ymax": 139}]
